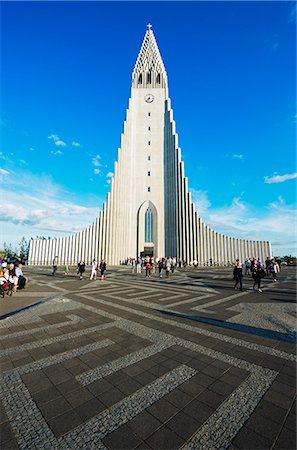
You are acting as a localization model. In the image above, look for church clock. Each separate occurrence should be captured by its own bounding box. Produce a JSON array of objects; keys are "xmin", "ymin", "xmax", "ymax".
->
[{"xmin": 145, "ymin": 94, "xmax": 154, "ymax": 103}]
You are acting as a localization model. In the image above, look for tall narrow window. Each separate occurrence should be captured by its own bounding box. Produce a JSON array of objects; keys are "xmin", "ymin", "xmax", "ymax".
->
[
  {"xmin": 147, "ymin": 71, "xmax": 151, "ymax": 85},
  {"xmin": 148, "ymin": 156, "xmax": 151, "ymax": 160},
  {"xmin": 156, "ymin": 73, "xmax": 161, "ymax": 85},
  {"xmin": 148, "ymin": 141, "xmax": 150, "ymax": 145},
  {"xmin": 148, "ymin": 171, "xmax": 151, "ymax": 176},
  {"xmin": 145, "ymin": 208, "xmax": 153, "ymax": 242},
  {"xmin": 138, "ymin": 74, "xmax": 142, "ymax": 85},
  {"xmin": 148, "ymin": 126, "xmax": 151, "ymax": 131},
  {"xmin": 148, "ymin": 187, "xmax": 151, "ymax": 192},
  {"xmin": 148, "ymin": 112, "xmax": 151, "ymax": 117}
]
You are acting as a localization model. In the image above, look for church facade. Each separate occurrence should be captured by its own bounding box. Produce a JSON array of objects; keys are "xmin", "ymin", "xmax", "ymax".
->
[{"xmin": 28, "ymin": 26, "xmax": 271, "ymax": 266}]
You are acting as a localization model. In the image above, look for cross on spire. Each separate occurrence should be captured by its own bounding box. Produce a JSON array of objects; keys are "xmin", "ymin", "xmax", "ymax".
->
[{"xmin": 147, "ymin": 23, "xmax": 153, "ymax": 30}]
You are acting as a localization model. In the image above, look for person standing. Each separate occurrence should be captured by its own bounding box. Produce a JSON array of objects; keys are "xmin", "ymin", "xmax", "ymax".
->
[
  {"xmin": 90, "ymin": 259, "xmax": 98, "ymax": 280},
  {"xmin": 52, "ymin": 256, "xmax": 58, "ymax": 276},
  {"xmin": 99, "ymin": 260, "xmax": 107, "ymax": 281},
  {"xmin": 245, "ymin": 258, "xmax": 251, "ymax": 275},
  {"xmin": 145, "ymin": 260, "xmax": 151, "ymax": 278},
  {"xmin": 77, "ymin": 260, "xmax": 85, "ymax": 280},
  {"xmin": 233, "ymin": 259, "xmax": 243, "ymax": 291}
]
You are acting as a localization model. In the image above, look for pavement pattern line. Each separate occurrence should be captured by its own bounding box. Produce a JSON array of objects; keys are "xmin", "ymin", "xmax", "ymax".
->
[
  {"xmin": 191, "ymin": 280, "xmax": 281, "ymax": 313},
  {"xmin": 76, "ymin": 292, "xmax": 296, "ymax": 361},
  {"xmin": 0, "ymin": 293, "xmax": 283, "ymax": 450},
  {"xmin": 77, "ymin": 341, "xmax": 175, "ymax": 385},
  {"xmin": 0, "ymin": 314, "xmax": 83, "ymax": 341},
  {"xmin": 1, "ymin": 339, "xmax": 114, "ymax": 378},
  {"xmin": 181, "ymin": 368, "xmax": 277, "ymax": 450},
  {"xmin": 60, "ymin": 364, "xmax": 197, "ymax": 450},
  {"xmin": 0, "ymin": 322, "xmax": 115, "ymax": 357}
]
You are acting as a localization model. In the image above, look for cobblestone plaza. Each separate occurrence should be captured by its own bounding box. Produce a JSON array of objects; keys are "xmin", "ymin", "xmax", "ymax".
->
[{"xmin": 1, "ymin": 265, "xmax": 296, "ymax": 449}]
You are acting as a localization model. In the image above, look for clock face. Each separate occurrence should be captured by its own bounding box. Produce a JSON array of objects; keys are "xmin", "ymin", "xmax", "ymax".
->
[{"xmin": 145, "ymin": 94, "xmax": 154, "ymax": 103}]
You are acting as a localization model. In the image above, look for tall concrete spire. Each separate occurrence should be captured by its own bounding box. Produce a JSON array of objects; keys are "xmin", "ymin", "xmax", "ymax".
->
[{"xmin": 132, "ymin": 24, "xmax": 168, "ymax": 90}]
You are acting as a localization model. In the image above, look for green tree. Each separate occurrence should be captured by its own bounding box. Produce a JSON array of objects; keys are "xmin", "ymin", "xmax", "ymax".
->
[{"xmin": 19, "ymin": 236, "xmax": 29, "ymax": 258}]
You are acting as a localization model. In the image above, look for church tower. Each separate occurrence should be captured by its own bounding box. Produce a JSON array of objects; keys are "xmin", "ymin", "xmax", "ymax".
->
[{"xmin": 28, "ymin": 25, "xmax": 272, "ymax": 266}]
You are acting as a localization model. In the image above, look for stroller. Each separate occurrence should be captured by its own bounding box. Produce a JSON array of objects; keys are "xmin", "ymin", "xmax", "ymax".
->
[{"xmin": 0, "ymin": 280, "xmax": 14, "ymax": 297}]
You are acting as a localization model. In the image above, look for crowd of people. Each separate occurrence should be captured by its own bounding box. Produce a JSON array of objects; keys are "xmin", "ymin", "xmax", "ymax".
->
[
  {"xmin": 52, "ymin": 257, "xmax": 107, "ymax": 281},
  {"xmin": 0, "ymin": 253, "xmax": 282, "ymax": 298},
  {"xmin": 234, "ymin": 256, "xmax": 280, "ymax": 293},
  {"xmin": 0, "ymin": 258, "xmax": 27, "ymax": 297}
]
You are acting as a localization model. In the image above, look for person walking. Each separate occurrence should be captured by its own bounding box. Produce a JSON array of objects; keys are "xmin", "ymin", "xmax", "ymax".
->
[
  {"xmin": 165, "ymin": 259, "xmax": 170, "ymax": 277},
  {"xmin": 136, "ymin": 257, "xmax": 142, "ymax": 274},
  {"xmin": 64, "ymin": 264, "xmax": 69, "ymax": 276},
  {"xmin": 252, "ymin": 265, "xmax": 265, "ymax": 292},
  {"xmin": 90, "ymin": 259, "xmax": 98, "ymax": 280},
  {"xmin": 99, "ymin": 260, "xmax": 107, "ymax": 281},
  {"xmin": 233, "ymin": 259, "xmax": 243, "ymax": 291},
  {"xmin": 77, "ymin": 260, "xmax": 85, "ymax": 280},
  {"xmin": 265, "ymin": 257, "xmax": 271, "ymax": 276},
  {"xmin": 158, "ymin": 259, "xmax": 163, "ymax": 278},
  {"xmin": 52, "ymin": 256, "xmax": 58, "ymax": 276},
  {"xmin": 244, "ymin": 258, "xmax": 251, "ymax": 275},
  {"xmin": 269, "ymin": 258, "xmax": 279, "ymax": 282}
]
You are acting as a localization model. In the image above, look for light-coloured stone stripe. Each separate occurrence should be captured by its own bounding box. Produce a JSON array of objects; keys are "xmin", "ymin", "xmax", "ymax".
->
[
  {"xmin": 181, "ymin": 368, "xmax": 277, "ymax": 450},
  {"xmin": 191, "ymin": 282, "xmax": 278, "ymax": 312},
  {"xmin": 76, "ymin": 292, "xmax": 296, "ymax": 361},
  {"xmin": 77, "ymin": 341, "xmax": 174, "ymax": 385},
  {"xmin": 0, "ymin": 314, "xmax": 82, "ymax": 341},
  {"xmin": 1, "ymin": 339, "xmax": 114, "ymax": 381},
  {"xmin": 166, "ymin": 293, "xmax": 214, "ymax": 308},
  {"xmin": 0, "ymin": 322, "xmax": 115, "ymax": 357},
  {"xmin": 61, "ymin": 365, "xmax": 197, "ymax": 449}
]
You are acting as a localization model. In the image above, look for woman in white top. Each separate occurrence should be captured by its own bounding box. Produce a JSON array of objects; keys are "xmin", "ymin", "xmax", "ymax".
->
[{"xmin": 90, "ymin": 259, "xmax": 98, "ymax": 280}]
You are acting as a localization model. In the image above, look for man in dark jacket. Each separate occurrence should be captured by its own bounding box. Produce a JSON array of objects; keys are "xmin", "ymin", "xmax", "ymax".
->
[{"xmin": 233, "ymin": 259, "xmax": 243, "ymax": 291}]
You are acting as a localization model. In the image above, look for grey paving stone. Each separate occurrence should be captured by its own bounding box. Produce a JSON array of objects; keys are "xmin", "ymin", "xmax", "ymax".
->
[
  {"xmin": 145, "ymin": 425, "xmax": 184, "ymax": 450},
  {"xmin": 0, "ymin": 421, "xmax": 15, "ymax": 445},
  {"xmin": 166, "ymin": 410, "xmax": 202, "ymax": 440},
  {"xmin": 127, "ymin": 410, "xmax": 162, "ymax": 440},
  {"xmin": 232, "ymin": 426, "xmax": 272, "ymax": 449},
  {"xmin": 74, "ymin": 397, "xmax": 106, "ymax": 421},
  {"xmin": 146, "ymin": 398, "xmax": 179, "ymax": 423},
  {"xmin": 38, "ymin": 396, "xmax": 72, "ymax": 421},
  {"xmin": 274, "ymin": 426, "xmax": 297, "ymax": 450},
  {"xmin": 32, "ymin": 385, "xmax": 62, "ymax": 405},
  {"xmin": 182, "ymin": 399, "xmax": 214, "ymax": 423},
  {"xmin": 63, "ymin": 387, "xmax": 94, "ymax": 408},
  {"xmin": 103, "ymin": 423, "xmax": 143, "ymax": 450},
  {"xmin": 48, "ymin": 409, "xmax": 83, "ymax": 438},
  {"xmin": 87, "ymin": 378, "xmax": 114, "ymax": 396}
]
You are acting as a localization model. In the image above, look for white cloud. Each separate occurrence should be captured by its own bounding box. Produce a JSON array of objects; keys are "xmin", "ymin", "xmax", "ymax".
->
[
  {"xmin": 191, "ymin": 189, "xmax": 212, "ymax": 215},
  {"xmin": 94, "ymin": 168, "xmax": 100, "ymax": 175},
  {"xmin": 0, "ymin": 172, "xmax": 103, "ymax": 248},
  {"xmin": 92, "ymin": 155, "xmax": 102, "ymax": 167},
  {"xmin": 264, "ymin": 172, "xmax": 297, "ymax": 184},
  {"xmin": 48, "ymin": 134, "xmax": 59, "ymax": 141},
  {"xmin": 51, "ymin": 150, "xmax": 63, "ymax": 156},
  {"xmin": 29, "ymin": 147, "xmax": 35, "ymax": 152},
  {"xmin": 190, "ymin": 189, "xmax": 297, "ymax": 256},
  {"xmin": 233, "ymin": 154, "xmax": 244, "ymax": 160},
  {"xmin": 55, "ymin": 140, "xmax": 67, "ymax": 147},
  {"xmin": 0, "ymin": 168, "xmax": 9, "ymax": 176},
  {"xmin": 72, "ymin": 141, "xmax": 81, "ymax": 147},
  {"xmin": 106, "ymin": 171, "xmax": 114, "ymax": 179}
]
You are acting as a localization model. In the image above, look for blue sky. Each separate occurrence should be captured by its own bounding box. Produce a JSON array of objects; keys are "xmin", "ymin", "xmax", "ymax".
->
[{"xmin": 1, "ymin": 1, "xmax": 296, "ymax": 256}]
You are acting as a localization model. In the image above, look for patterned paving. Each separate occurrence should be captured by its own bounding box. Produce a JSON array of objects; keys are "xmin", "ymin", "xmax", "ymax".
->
[{"xmin": 0, "ymin": 266, "xmax": 296, "ymax": 449}]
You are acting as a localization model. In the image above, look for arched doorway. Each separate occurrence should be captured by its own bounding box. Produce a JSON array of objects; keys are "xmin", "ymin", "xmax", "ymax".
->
[{"xmin": 137, "ymin": 200, "xmax": 158, "ymax": 258}]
